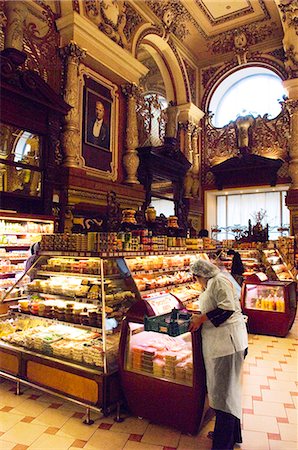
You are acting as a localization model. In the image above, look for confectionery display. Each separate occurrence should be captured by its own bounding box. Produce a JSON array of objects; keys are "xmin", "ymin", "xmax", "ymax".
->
[
  {"xmin": 126, "ymin": 330, "xmax": 193, "ymax": 385},
  {"xmin": 2, "ymin": 255, "xmax": 137, "ymax": 371},
  {"xmin": 125, "ymin": 253, "xmax": 207, "ymax": 310},
  {"xmin": 262, "ymin": 249, "xmax": 294, "ymax": 281},
  {"xmin": 0, "ymin": 214, "xmax": 54, "ymax": 303}
]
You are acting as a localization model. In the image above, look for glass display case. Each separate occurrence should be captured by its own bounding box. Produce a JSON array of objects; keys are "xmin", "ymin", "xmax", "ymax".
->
[
  {"xmin": 119, "ymin": 293, "xmax": 206, "ymax": 435},
  {"xmin": 262, "ymin": 249, "xmax": 294, "ymax": 281},
  {"xmin": 241, "ymin": 278, "xmax": 297, "ymax": 337},
  {"xmin": 0, "ymin": 253, "xmax": 137, "ymax": 413},
  {"xmin": 124, "ymin": 253, "xmax": 208, "ymax": 311},
  {"xmin": 219, "ymin": 249, "xmax": 264, "ymax": 278},
  {"xmin": 0, "ymin": 213, "xmax": 54, "ymax": 307}
]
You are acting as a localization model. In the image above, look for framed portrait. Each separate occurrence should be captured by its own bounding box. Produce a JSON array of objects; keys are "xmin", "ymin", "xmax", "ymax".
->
[{"xmin": 80, "ymin": 68, "xmax": 118, "ymax": 180}]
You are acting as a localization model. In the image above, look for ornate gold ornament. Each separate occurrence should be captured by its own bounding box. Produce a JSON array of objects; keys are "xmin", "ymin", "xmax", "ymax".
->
[
  {"xmin": 84, "ymin": 0, "xmax": 128, "ymax": 48},
  {"xmin": 209, "ymin": 22, "xmax": 278, "ymax": 55},
  {"xmin": 145, "ymin": 0, "xmax": 190, "ymax": 41},
  {"xmin": 279, "ymin": 0, "xmax": 298, "ymax": 78}
]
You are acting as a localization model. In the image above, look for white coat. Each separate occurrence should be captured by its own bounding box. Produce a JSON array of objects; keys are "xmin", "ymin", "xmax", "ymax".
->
[{"xmin": 198, "ymin": 272, "xmax": 248, "ymax": 419}]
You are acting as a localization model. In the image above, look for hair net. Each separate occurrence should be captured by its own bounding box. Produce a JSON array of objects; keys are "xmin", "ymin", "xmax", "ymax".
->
[{"xmin": 190, "ymin": 258, "xmax": 220, "ymax": 279}]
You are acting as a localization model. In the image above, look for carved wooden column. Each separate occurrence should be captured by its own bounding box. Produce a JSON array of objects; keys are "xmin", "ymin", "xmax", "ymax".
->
[
  {"xmin": 183, "ymin": 122, "xmax": 194, "ymax": 198},
  {"xmin": 4, "ymin": 1, "xmax": 28, "ymax": 51},
  {"xmin": 165, "ymin": 103, "xmax": 178, "ymax": 139},
  {"xmin": 122, "ymin": 83, "xmax": 140, "ymax": 184},
  {"xmin": 191, "ymin": 126, "xmax": 201, "ymax": 198},
  {"xmin": 60, "ymin": 41, "xmax": 86, "ymax": 168}
]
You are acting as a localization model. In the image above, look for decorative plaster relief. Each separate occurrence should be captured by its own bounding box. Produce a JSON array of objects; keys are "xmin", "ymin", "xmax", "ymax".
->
[
  {"xmin": 279, "ymin": 0, "xmax": 298, "ymax": 78},
  {"xmin": 208, "ymin": 22, "xmax": 279, "ymax": 55},
  {"xmin": 84, "ymin": 0, "xmax": 129, "ymax": 48},
  {"xmin": 122, "ymin": 3, "xmax": 144, "ymax": 46},
  {"xmin": 145, "ymin": 0, "xmax": 190, "ymax": 41}
]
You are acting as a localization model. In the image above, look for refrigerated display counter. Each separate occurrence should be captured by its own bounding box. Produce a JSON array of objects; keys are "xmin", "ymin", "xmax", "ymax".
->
[
  {"xmin": 241, "ymin": 274, "xmax": 297, "ymax": 337},
  {"xmin": 118, "ymin": 293, "xmax": 207, "ymax": 434}
]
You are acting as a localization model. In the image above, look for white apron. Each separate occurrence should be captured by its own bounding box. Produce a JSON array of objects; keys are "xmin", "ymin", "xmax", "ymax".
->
[{"xmin": 198, "ymin": 273, "xmax": 248, "ymax": 419}]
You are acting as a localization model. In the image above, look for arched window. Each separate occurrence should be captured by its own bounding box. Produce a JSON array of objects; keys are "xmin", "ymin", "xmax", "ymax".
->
[{"xmin": 209, "ymin": 67, "xmax": 287, "ymax": 128}]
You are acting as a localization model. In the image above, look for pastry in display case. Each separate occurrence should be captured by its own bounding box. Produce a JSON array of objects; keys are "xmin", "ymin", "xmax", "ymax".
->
[
  {"xmin": 119, "ymin": 292, "xmax": 207, "ymax": 434},
  {"xmin": 0, "ymin": 254, "xmax": 138, "ymax": 414},
  {"xmin": 241, "ymin": 276, "xmax": 297, "ymax": 337},
  {"xmin": 124, "ymin": 253, "xmax": 208, "ymax": 311},
  {"xmin": 262, "ymin": 249, "xmax": 294, "ymax": 281},
  {"xmin": 0, "ymin": 213, "xmax": 54, "ymax": 306}
]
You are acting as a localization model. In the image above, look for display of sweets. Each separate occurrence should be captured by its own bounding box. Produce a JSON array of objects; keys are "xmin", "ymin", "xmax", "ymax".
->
[
  {"xmin": 1, "ymin": 317, "xmax": 104, "ymax": 367},
  {"xmin": 128, "ymin": 335, "xmax": 193, "ymax": 384}
]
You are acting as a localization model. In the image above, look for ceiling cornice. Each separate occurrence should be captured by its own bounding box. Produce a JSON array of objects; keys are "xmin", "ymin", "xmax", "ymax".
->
[{"xmin": 56, "ymin": 12, "xmax": 148, "ymax": 84}]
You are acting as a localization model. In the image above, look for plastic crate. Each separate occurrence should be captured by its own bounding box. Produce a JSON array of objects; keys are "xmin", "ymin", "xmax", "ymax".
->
[{"xmin": 144, "ymin": 308, "xmax": 192, "ymax": 337}]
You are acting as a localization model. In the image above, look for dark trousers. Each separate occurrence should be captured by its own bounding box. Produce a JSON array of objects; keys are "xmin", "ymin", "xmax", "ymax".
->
[{"xmin": 212, "ymin": 409, "xmax": 242, "ymax": 450}]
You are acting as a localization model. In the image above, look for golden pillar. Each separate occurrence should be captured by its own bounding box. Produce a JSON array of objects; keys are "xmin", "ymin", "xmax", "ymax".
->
[
  {"xmin": 122, "ymin": 83, "xmax": 140, "ymax": 184},
  {"xmin": 191, "ymin": 126, "xmax": 201, "ymax": 198},
  {"xmin": 60, "ymin": 41, "xmax": 86, "ymax": 168},
  {"xmin": 183, "ymin": 122, "xmax": 194, "ymax": 198},
  {"xmin": 4, "ymin": 1, "xmax": 28, "ymax": 51}
]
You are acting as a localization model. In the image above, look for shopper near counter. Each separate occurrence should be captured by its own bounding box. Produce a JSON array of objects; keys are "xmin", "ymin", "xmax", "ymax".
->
[
  {"xmin": 25, "ymin": 242, "xmax": 40, "ymax": 280},
  {"xmin": 189, "ymin": 259, "xmax": 248, "ymax": 450},
  {"xmin": 227, "ymin": 249, "xmax": 245, "ymax": 286}
]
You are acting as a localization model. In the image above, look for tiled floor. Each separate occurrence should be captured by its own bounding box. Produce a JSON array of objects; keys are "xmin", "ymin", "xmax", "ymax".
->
[{"xmin": 0, "ymin": 319, "xmax": 297, "ymax": 450}]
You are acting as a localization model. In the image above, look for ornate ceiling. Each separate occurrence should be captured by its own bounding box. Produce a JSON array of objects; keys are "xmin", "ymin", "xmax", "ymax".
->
[
  {"xmin": 23, "ymin": 0, "xmax": 284, "ymax": 70},
  {"xmin": 143, "ymin": 0, "xmax": 283, "ymax": 66}
]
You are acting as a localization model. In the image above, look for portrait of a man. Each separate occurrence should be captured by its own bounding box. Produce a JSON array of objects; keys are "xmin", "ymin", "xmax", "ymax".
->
[
  {"xmin": 86, "ymin": 93, "xmax": 110, "ymax": 150},
  {"xmin": 86, "ymin": 99, "xmax": 110, "ymax": 150},
  {"xmin": 81, "ymin": 72, "xmax": 117, "ymax": 178}
]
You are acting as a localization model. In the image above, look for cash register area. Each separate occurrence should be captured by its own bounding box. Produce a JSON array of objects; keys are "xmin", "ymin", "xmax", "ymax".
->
[{"xmin": 0, "ymin": 315, "xmax": 296, "ymax": 450}]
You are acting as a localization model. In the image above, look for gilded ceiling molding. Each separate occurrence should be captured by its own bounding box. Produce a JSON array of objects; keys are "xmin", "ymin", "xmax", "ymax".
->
[
  {"xmin": 279, "ymin": 0, "xmax": 298, "ymax": 78},
  {"xmin": 145, "ymin": 0, "xmax": 192, "ymax": 41},
  {"xmin": 208, "ymin": 22, "xmax": 279, "ymax": 55},
  {"xmin": 122, "ymin": 3, "xmax": 144, "ymax": 49},
  {"xmin": 194, "ymin": 0, "xmax": 254, "ymax": 25},
  {"xmin": 83, "ymin": 0, "xmax": 129, "ymax": 48}
]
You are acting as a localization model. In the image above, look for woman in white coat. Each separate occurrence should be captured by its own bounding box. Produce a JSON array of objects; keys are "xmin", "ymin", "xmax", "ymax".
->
[{"xmin": 189, "ymin": 259, "xmax": 248, "ymax": 450}]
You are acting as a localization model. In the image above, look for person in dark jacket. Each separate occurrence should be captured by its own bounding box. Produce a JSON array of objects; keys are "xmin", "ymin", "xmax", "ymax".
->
[
  {"xmin": 227, "ymin": 249, "xmax": 245, "ymax": 286},
  {"xmin": 25, "ymin": 242, "xmax": 40, "ymax": 279}
]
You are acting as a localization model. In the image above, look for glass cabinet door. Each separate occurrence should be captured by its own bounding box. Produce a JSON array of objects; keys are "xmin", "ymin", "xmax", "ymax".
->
[
  {"xmin": 125, "ymin": 322, "xmax": 193, "ymax": 386},
  {"xmin": 244, "ymin": 284, "xmax": 285, "ymax": 312}
]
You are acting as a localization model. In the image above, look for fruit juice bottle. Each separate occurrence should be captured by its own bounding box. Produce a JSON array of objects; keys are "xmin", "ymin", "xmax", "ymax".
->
[{"xmin": 261, "ymin": 296, "xmax": 266, "ymax": 310}]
